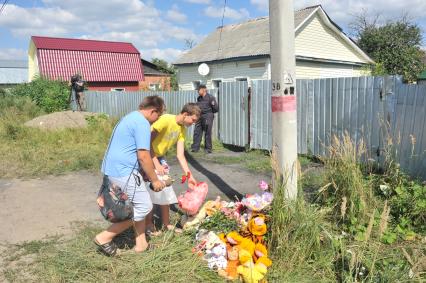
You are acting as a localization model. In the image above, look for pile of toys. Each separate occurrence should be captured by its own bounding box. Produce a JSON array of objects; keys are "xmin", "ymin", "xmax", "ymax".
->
[{"xmin": 181, "ymin": 181, "xmax": 274, "ymax": 283}]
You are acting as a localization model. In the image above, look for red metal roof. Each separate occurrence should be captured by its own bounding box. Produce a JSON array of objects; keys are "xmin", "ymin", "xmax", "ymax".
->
[
  {"xmin": 32, "ymin": 36, "xmax": 143, "ymax": 82},
  {"xmin": 32, "ymin": 36, "xmax": 139, "ymax": 53}
]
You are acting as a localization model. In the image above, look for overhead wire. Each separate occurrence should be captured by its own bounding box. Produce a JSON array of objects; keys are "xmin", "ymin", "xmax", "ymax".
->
[
  {"xmin": 0, "ymin": 0, "xmax": 9, "ymax": 15},
  {"xmin": 216, "ymin": 0, "xmax": 227, "ymax": 60}
]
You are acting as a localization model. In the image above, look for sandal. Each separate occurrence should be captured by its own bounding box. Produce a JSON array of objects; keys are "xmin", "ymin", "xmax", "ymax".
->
[{"xmin": 94, "ymin": 238, "xmax": 118, "ymax": 257}]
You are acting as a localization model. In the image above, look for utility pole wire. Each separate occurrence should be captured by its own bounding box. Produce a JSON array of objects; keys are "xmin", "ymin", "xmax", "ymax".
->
[
  {"xmin": 216, "ymin": 0, "xmax": 227, "ymax": 60},
  {"xmin": 0, "ymin": 0, "xmax": 9, "ymax": 15}
]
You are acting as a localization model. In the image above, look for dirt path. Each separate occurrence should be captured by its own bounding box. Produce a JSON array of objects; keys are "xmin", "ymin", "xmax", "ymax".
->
[{"xmin": 0, "ymin": 158, "xmax": 269, "ymax": 244}]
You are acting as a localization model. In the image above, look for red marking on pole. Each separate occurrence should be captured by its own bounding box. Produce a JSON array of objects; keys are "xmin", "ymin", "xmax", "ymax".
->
[{"xmin": 272, "ymin": 96, "xmax": 296, "ymax": 112}]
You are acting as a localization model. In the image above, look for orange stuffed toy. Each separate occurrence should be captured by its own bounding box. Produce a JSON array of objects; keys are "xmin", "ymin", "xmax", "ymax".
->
[
  {"xmin": 241, "ymin": 214, "xmax": 268, "ymax": 244},
  {"xmin": 218, "ymin": 245, "xmax": 240, "ymax": 280}
]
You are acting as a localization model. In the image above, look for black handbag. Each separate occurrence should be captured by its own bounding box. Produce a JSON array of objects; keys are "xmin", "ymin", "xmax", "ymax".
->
[{"xmin": 96, "ymin": 172, "xmax": 137, "ymax": 223}]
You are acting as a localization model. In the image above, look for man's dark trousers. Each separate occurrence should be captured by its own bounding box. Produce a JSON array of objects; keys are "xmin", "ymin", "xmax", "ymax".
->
[{"xmin": 192, "ymin": 113, "xmax": 214, "ymax": 152}]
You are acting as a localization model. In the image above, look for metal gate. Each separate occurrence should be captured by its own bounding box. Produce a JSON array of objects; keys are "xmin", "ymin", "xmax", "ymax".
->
[{"xmin": 218, "ymin": 81, "xmax": 249, "ymax": 147}]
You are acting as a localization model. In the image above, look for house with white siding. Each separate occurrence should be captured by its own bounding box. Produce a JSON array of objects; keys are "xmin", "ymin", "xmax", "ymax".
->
[
  {"xmin": 0, "ymin": 60, "xmax": 28, "ymax": 88},
  {"xmin": 174, "ymin": 5, "xmax": 374, "ymax": 90}
]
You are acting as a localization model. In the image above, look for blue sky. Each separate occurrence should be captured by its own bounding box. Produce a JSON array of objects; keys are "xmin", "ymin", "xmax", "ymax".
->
[{"xmin": 0, "ymin": 0, "xmax": 425, "ymax": 62}]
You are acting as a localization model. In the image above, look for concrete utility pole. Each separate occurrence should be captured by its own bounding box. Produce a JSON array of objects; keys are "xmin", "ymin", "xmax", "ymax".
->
[{"xmin": 268, "ymin": 0, "xmax": 298, "ymax": 199}]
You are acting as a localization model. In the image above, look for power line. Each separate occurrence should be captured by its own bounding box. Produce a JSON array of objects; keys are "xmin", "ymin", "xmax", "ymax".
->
[
  {"xmin": 216, "ymin": 0, "xmax": 226, "ymax": 60},
  {"xmin": 0, "ymin": 0, "xmax": 9, "ymax": 15}
]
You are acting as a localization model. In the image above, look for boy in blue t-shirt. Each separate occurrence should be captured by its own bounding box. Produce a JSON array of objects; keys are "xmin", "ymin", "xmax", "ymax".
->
[{"xmin": 95, "ymin": 96, "xmax": 166, "ymax": 256}]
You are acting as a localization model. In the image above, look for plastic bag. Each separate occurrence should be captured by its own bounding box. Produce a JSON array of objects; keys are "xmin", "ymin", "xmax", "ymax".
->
[{"xmin": 178, "ymin": 182, "xmax": 208, "ymax": 215}]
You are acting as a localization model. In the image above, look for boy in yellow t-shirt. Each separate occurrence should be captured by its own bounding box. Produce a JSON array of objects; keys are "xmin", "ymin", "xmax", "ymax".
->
[{"xmin": 146, "ymin": 103, "xmax": 201, "ymax": 234}]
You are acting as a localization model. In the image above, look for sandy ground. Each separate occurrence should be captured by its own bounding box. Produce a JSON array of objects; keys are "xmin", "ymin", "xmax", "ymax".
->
[{"xmin": 0, "ymin": 158, "xmax": 270, "ymax": 244}]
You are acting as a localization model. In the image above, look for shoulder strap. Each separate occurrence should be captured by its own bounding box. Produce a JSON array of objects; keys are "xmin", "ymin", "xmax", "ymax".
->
[{"xmin": 101, "ymin": 118, "xmax": 122, "ymax": 173}]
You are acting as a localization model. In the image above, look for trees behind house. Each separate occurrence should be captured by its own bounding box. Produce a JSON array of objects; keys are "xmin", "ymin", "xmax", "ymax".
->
[
  {"xmin": 351, "ymin": 12, "xmax": 425, "ymax": 82},
  {"xmin": 151, "ymin": 58, "xmax": 178, "ymax": 90}
]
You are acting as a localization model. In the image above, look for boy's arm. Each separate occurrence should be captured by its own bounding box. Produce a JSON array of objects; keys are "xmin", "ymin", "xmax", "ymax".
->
[
  {"xmin": 150, "ymin": 130, "xmax": 164, "ymax": 175},
  {"xmin": 137, "ymin": 149, "xmax": 164, "ymax": 191},
  {"xmin": 176, "ymin": 140, "xmax": 197, "ymax": 184}
]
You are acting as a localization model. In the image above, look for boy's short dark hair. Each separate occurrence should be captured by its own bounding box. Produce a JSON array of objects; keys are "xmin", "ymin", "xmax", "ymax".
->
[
  {"xmin": 139, "ymin": 96, "xmax": 165, "ymax": 113},
  {"xmin": 181, "ymin": 103, "xmax": 201, "ymax": 118},
  {"xmin": 197, "ymin": 84, "xmax": 207, "ymax": 91}
]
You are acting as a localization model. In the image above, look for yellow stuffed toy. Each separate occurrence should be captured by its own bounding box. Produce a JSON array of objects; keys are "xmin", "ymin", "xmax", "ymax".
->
[
  {"xmin": 237, "ymin": 249, "xmax": 268, "ymax": 283},
  {"xmin": 226, "ymin": 231, "xmax": 255, "ymax": 256},
  {"xmin": 254, "ymin": 243, "xmax": 272, "ymax": 265}
]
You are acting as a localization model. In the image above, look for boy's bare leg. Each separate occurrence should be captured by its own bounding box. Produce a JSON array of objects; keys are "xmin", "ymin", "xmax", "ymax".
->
[
  {"xmin": 145, "ymin": 210, "xmax": 154, "ymax": 230},
  {"xmin": 160, "ymin": 205, "xmax": 170, "ymax": 228},
  {"xmin": 95, "ymin": 219, "xmax": 133, "ymax": 244},
  {"xmin": 133, "ymin": 219, "xmax": 149, "ymax": 252}
]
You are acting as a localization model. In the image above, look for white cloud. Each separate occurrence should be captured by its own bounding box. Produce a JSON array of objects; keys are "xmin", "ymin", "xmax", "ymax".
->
[
  {"xmin": 0, "ymin": 1, "xmax": 202, "ymax": 63},
  {"xmin": 166, "ymin": 5, "xmax": 188, "ymax": 23},
  {"xmin": 143, "ymin": 48, "xmax": 184, "ymax": 62},
  {"xmin": 204, "ymin": 6, "xmax": 250, "ymax": 21},
  {"xmin": 184, "ymin": 0, "xmax": 210, "ymax": 4},
  {"xmin": 251, "ymin": 0, "xmax": 268, "ymax": 12},
  {"xmin": 0, "ymin": 4, "xmax": 79, "ymax": 37},
  {"xmin": 295, "ymin": 1, "xmax": 426, "ymax": 30},
  {"xmin": 0, "ymin": 48, "xmax": 27, "ymax": 60}
]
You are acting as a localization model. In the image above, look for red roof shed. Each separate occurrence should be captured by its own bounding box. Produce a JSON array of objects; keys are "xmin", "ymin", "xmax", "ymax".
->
[{"xmin": 29, "ymin": 36, "xmax": 144, "ymax": 91}]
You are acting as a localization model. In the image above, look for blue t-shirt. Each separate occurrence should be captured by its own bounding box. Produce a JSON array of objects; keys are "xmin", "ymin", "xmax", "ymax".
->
[{"xmin": 102, "ymin": 111, "xmax": 151, "ymax": 177}]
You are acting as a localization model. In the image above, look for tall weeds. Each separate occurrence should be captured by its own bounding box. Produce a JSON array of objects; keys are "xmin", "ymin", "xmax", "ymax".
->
[
  {"xmin": 319, "ymin": 132, "xmax": 375, "ymax": 226},
  {"xmin": 268, "ymin": 147, "xmax": 335, "ymax": 280}
]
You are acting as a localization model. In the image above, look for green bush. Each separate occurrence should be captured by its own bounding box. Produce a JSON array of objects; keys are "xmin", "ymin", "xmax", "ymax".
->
[
  {"xmin": 0, "ymin": 94, "xmax": 43, "ymax": 120},
  {"xmin": 10, "ymin": 76, "xmax": 69, "ymax": 113}
]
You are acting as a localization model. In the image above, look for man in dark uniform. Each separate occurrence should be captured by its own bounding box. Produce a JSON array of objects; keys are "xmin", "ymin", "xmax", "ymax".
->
[{"xmin": 191, "ymin": 85, "xmax": 219, "ymax": 153}]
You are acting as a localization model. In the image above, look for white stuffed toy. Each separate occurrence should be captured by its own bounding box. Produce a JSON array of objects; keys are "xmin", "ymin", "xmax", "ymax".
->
[
  {"xmin": 206, "ymin": 243, "xmax": 228, "ymax": 270},
  {"xmin": 204, "ymin": 231, "xmax": 223, "ymax": 250}
]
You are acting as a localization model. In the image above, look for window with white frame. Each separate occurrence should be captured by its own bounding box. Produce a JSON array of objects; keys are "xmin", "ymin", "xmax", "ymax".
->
[
  {"xmin": 212, "ymin": 79, "xmax": 222, "ymax": 89},
  {"xmin": 149, "ymin": 83, "xmax": 161, "ymax": 91},
  {"xmin": 192, "ymin": 80, "xmax": 201, "ymax": 90}
]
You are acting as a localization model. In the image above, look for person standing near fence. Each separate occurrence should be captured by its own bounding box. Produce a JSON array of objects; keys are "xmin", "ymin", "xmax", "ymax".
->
[{"xmin": 191, "ymin": 85, "xmax": 219, "ymax": 153}]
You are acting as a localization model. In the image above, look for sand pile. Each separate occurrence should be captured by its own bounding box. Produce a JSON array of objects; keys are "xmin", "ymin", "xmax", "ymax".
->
[{"xmin": 24, "ymin": 111, "xmax": 100, "ymax": 130}]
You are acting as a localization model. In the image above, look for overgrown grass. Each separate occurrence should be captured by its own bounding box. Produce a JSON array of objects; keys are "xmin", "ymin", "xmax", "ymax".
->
[
  {"xmin": 267, "ymin": 134, "xmax": 425, "ymax": 282},
  {"xmin": 0, "ymin": 95, "xmax": 114, "ymax": 178},
  {"xmin": 2, "ymin": 223, "xmax": 223, "ymax": 283},
  {"xmin": 318, "ymin": 134, "xmax": 376, "ymax": 227}
]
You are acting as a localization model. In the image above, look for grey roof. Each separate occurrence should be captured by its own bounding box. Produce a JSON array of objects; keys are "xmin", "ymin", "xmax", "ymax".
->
[
  {"xmin": 175, "ymin": 6, "xmax": 319, "ymax": 65},
  {"xmin": 141, "ymin": 59, "xmax": 171, "ymax": 76},
  {"xmin": 0, "ymin": 60, "xmax": 28, "ymax": 84},
  {"xmin": 0, "ymin": 60, "xmax": 28, "ymax": 68}
]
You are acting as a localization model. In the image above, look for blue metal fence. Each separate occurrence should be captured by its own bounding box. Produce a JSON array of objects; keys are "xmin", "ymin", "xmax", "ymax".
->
[{"xmin": 85, "ymin": 76, "xmax": 426, "ymax": 179}]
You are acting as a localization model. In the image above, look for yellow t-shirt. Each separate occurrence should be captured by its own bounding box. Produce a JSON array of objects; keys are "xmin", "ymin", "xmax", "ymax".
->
[{"xmin": 151, "ymin": 114, "xmax": 185, "ymax": 156}]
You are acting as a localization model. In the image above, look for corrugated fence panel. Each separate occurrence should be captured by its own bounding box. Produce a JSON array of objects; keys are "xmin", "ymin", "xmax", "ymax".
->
[
  {"xmin": 219, "ymin": 81, "xmax": 248, "ymax": 147},
  {"xmin": 86, "ymin": 90, "xmax": 198, "ymax": 117},
  {"xmin": 391, "ymin": 83, "xmax": 426, "ymax": 179},
  {"xmin": 250, "ymin": 80, "xmax": 272, "ymax": 150}
]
